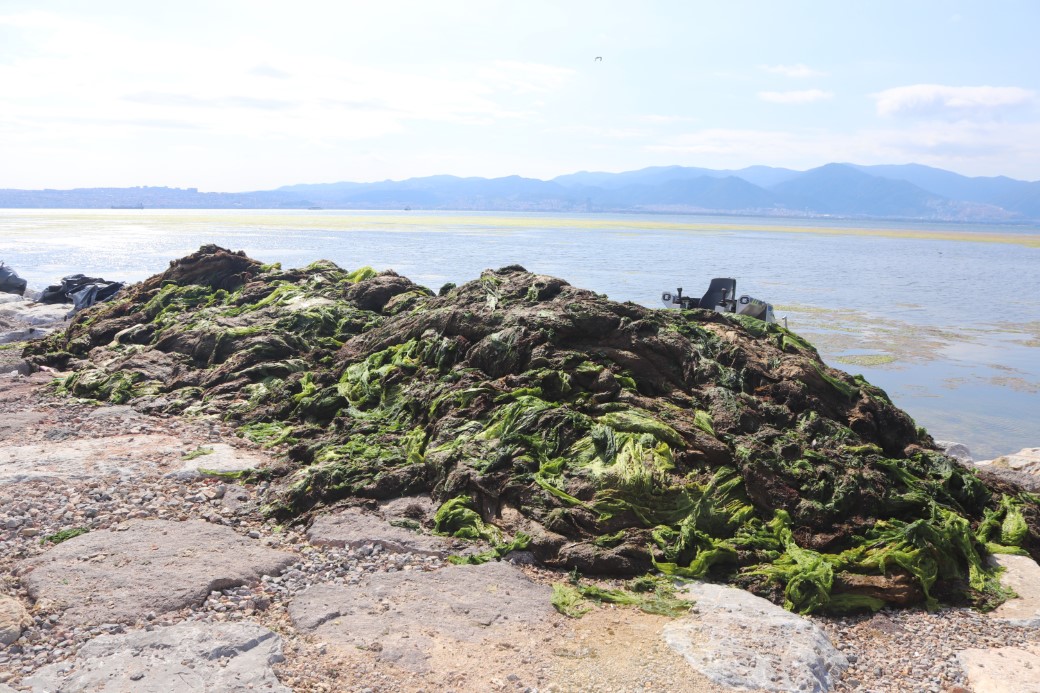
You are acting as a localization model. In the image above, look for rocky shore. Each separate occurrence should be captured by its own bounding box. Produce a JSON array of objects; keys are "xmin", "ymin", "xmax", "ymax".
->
[
  {"xmin": 0, "ymin": 369, "xmax": 1037, "ymax": 692},
  {"xmin": 2, "ymin": 249, "xmax": 1039, "ymax": 692}
]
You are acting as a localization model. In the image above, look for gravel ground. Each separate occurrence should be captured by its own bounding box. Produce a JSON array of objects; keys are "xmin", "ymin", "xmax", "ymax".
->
[
  {"xmin": 1, "ymin": 370, "xmax": 1038, "ymax": 692},
  {"xmin": 813, "ymin": 607, "xmax": 1038, "ymax": 692}
]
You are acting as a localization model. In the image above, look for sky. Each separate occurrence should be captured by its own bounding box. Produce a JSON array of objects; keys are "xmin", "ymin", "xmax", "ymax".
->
[{"xmin": 1, "ymin": 1, "xmax": 1038, "ymax": 191}]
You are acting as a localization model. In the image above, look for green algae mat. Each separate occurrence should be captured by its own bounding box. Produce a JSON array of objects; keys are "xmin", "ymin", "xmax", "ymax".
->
[{"xmin": 25, "ymin": 245, "xmax": 1040, "ymax": 614}]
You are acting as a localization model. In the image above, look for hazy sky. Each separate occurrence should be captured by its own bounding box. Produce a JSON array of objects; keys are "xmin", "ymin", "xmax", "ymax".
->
[{"xmin": 1, "ymin": 1, "xmax": 1038, "ymax": 190}]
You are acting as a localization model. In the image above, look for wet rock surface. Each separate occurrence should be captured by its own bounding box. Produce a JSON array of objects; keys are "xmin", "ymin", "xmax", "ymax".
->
[
  {"xmin": 664, "ymin": 581, "xmax": 848, "ymax": 692},
  {"xmin": 20, "ymin": 621, "xmax": 290, "ymax": 693}
]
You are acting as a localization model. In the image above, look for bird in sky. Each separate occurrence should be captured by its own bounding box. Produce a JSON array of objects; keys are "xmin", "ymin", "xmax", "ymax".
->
[{"xmin": 595, "ymin": 56, "xmax": 602, "ymax": 61}]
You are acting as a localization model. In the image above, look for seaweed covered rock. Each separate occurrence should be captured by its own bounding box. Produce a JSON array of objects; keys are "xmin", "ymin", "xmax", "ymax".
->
[{"xmin": 24, "ymin": 246, "xmax": 1040, "ymax": 613}]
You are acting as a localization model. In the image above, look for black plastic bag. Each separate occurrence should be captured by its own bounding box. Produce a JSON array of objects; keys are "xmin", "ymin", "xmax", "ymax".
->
[
  {"xmin": 40, "ymin": 273, "xmax": 124, "ymax": 312},
  {"xmin": 0, "ymin": 262, "xmax": 27, "ymax": 296}
]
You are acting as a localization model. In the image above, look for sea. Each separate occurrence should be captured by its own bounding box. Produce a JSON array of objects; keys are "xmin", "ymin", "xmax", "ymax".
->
[{"xmin": 1, "ymin": 209, "xmax": 1037, "ymax": 460}]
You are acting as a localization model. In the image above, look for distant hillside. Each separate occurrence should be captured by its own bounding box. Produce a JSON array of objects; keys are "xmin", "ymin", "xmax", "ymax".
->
[
  {"xmin": 2, "ymin": 163, "xmax": 1038, "ymax": 221},
  {"xmin": 850, "ymin": 163, "xmax": 1040, "ymax": 219},
  {"xmin": 598, "ymin": 176, "xmax": 777, "ymax": 211},
  {"xmin": 770, "ymin": 164, "xmax": 942, "ymax": 217}
]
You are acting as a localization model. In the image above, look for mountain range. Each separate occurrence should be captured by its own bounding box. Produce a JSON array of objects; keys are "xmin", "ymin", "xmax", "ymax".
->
[{"xmin": 2, "ymin": 163, "xmax": 1039, "ymax": 222}]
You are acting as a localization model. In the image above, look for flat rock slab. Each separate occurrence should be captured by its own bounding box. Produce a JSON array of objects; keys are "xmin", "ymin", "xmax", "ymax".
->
[
  {"xmin": 307, "ymin": 506, "xmax": 457, "ymax": 557},
  {"xmin": 663, "ymin": 582, "xmax": 848, "ymax": 693},
  {"xmin": 289, "ymin": 561, "xmax": 553, "ymax": 672},
  {"xmin": 0, "ymin": 434, "xmax": 184, "ymax": 484},
  {"xmin": 20, "ymin": 621, "xmax": 290, "ymax": 693},
  {"xmin": 168, "ymin": 442, "xmax": 269, "ymax": 479},
  {"xmin": 19, "ymin": 519, "xmax": 294, "ymax": 626},
  {"xmin": 988, "ymin": 553, "xmax": 1040, "ymax": 626},
  {"xmin": 957, "ymin": 642, "xmax": 1040, "ymax": 693}
]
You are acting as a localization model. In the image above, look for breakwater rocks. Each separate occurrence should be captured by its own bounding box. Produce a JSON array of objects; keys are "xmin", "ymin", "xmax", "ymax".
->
[{"xmin": 22, "ymin": 244, "xmax": 1040, "ymax": 614}]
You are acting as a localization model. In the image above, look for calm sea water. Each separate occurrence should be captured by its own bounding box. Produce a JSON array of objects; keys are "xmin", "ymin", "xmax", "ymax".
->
[{"xmin": 2, "ymin": 209, "xmax": 1038, "ymax": 459}]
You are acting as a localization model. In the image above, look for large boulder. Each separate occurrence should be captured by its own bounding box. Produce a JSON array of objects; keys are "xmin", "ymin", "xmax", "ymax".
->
[
  {"xmin": 663, "ymin": 581, "xmax": 848, "ymax": 692},
  {"xmin": 22, "ymin": 245, "xmax": 1040, "ymax": 613}
]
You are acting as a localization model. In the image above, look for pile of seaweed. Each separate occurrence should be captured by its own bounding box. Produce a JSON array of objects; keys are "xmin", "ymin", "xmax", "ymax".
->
[{"xmin": 26, "ymin": 245, "xmax": 1039, "ymax": 614}]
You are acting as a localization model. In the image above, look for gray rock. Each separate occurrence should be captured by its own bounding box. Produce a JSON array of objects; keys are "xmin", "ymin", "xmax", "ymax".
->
[
  {"xmin": 0, "ymin": 299, "xmax": 69, "ymax": 347},
  {"xmin": 0, "ymin": 595, "xmax": 31, "ymax": 645},
  {"xmin": 289, "ymin": 561, "xmax": 553, "ymax": 672},
  {"xmin": 21, "ymin": 621, "xmax": 290, "ymax": 693},
  {"xmin": 0, "ymin": 299, "xmax": 69, "ymax": 327},
  {"xmin": 663, "ymin": 582, "xmax": 848, "ymax": 692},
  {"xmin": 987, "ymin": 554, "xmax": 1040, "ymax": 627},
  {"xmin": 378, "ymin": 494, "xmax": 437, "ymax": 522},
  {"xmin": 0, "ymin": 325, "xmax": 59, "ymax": 345},
  {"xmin": 0, "ymin": 434, "xmax": 184, "ymax": 484},
  {"xmin": 307, "ymin": 507, "xmax": 455, "ymax": 557},
  {"xmin": 19, "ymin": 519, "xmax": 294, "ymax": 626},
  {"xmin": 935, "ymin": 440, "xmax": 973, "ymax": 464},
  {"xmin": 979, "ymin": 447, "xmax": 1040, "ymax": 475},
  {"xmin": 167, "ymin": 442, "xmax": 269, "ymax": 480}
]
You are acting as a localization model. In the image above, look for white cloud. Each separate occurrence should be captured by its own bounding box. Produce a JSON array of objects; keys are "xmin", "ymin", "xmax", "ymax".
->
[
  {"xmin": 874, "ymin": 84, "xmax": 1036, "ymax": 119},
  {"xmin": 476, "ymin": 60, "xmax": 576, "ymax": 94},
  {"xmin": 758, "ymin": 89, "xmax": 834, "ymax": 104},
  {"xmin": 0, "ymin": 11, "xmax": 573, "ymax": 144},
  {"xmin": 638, "ymin": 114, "xmax": 698, "ymax": 124},
  {"xmin": 646, "ymin": 128, "xmax": 839, "ymax": 161},
  {"xmin": 760, "ymin": 63, "xmax": 827, "ymax": 78},
  {"xmin": 249, "ymin": 64, "xmax": 291, "ymax": 80},
  {"xmin": 548, "ymin": 125, "xmax": 648, "ymax": 139}
]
